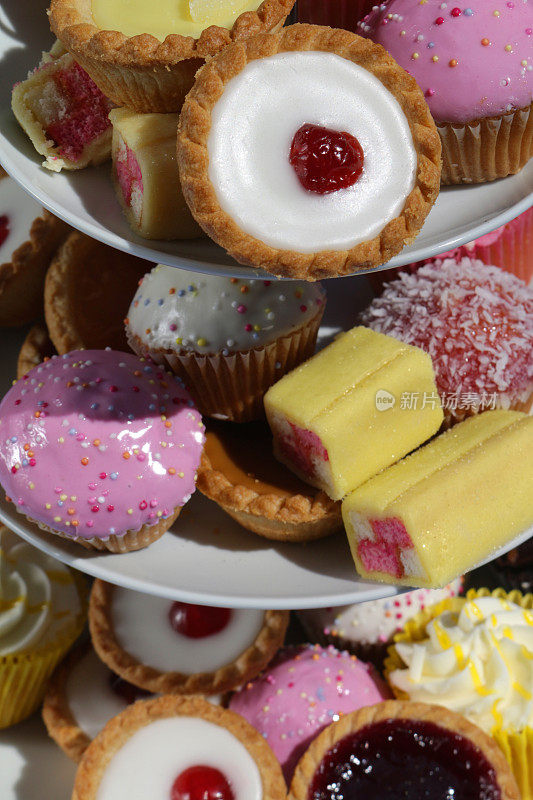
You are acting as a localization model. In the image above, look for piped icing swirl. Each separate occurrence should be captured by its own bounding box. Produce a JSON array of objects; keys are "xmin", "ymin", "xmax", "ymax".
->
[
  {"xmin": 125, "ymin": 265, "xmax": 325, "ymax": 354},
  {"xmin": 359, "ymin": 0, "xmax": 533, "ymax": 124},
  {"xmin": 0, "ymin": 350, "xmax": 204, "ymax": 540},
  {"xmin": 389, "ymin": 596, "xmax": 533, "ymax": 733},
  {"xmin": 0, "ymin": 526, "xmax": 82, "ymax": 656}
]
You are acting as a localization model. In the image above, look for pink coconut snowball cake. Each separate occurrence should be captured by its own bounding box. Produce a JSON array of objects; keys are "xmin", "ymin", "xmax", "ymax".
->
[
  {"xmin": 229, "ymin": 644, "xmax": 390, "ymax": 783},
  {"xmin": 361, "ymin": 258, "xmax": 533, "ymax": 426},
  {"xmin": 0, "ymin": 350, "xmax": 204, "ymax": 553}
]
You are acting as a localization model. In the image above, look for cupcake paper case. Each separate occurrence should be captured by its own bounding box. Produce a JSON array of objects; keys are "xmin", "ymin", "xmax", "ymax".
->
[
  {"xmin": 385, "ymin": 587, "xmax": 533, "ymax": 800},
  {"xmin": 360, "ymin": 0, "xmax": 533, "ymax": 184},
  {"xmin": 0, "ymin": 349, "xmax": 205, "ymax": 553},
  {"xmin": 0, "ymin": 525, "xmax": 87, "ymax": 729},
  {"xmin": 126, "ymin": 265, "xmax": 326, "ymax": 421}
]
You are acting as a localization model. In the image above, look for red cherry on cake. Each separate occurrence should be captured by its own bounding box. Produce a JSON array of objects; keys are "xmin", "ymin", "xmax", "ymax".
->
[
  {"xmin": 0, "ymin": 215, "xmax": 9, "ymax": 247},
  {"xmin": 171, "ymin": 765, "xmax": 235, "ymax": 800},
  {"xmin": 168, "ymin": 602, "xmax": 232, "ymax": 639},
  {"xmin": 289, "ymin": 123, "xmax": 364, "ymax": 195}
]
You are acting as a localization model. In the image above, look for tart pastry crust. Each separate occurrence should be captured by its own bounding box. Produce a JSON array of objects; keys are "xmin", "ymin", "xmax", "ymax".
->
[
  {"xmin": 288, "ymin": 700, "xmax": 520, "ymax": 800},
  {"xmin": 49, "ymin": 0, "xmax": 295, "ymax": 113},
  {"xmin": 72, "ymin": 694, "xmax": 286, "ymax": 800},
  {"xmin": 177, "ymin": 24, "xmax": 441, "ymax": 280},
  {"xmin": 17, "ymin": 324, "xmax": 56, "ymax": 379},
  {"xmin": 42, "ymin": 641, "xmax": 95, "ymax": 763},
  {"xmin": 0, "ymin": 178, "xmax": 70, "ymax": 326},
  {"xmin": 89, "ymin": 580, "xmax": 289, "ymax": 694},
  {"xmin": 197, "ymin": 427, "xmax": 342, "ymax": 542},
  {"xmin": 44, "ymin": 231, "xmax": 148, "ymax": 353}
]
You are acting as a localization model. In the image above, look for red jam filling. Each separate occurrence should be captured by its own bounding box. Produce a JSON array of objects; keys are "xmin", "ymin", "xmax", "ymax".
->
[
  {"xmin": 46, "ymin": 63, "xmax": 112, "ymax": 162},
  {"xmin": 289, "ymin": 123, "xmax": 364, "ymax": 194},
  {"xmin": 0, "ymin": 215, "xmax": 9, "ymax": 247},
  {"xmin": 168, "ymin": 602, "xmax": 232, "ymax": 639},
  {"xmin": 108, "ymin": 673, "xmax": 151, "ymax": 705},
  {"xmin": 171, "ymin": 765, "xmax": 235, "ymax": 800},
  {"xmin": 277, "ymin": 422, "xmax": 329, "ymax": 480},
  {"xmin": 309, "ymin": 719, "xmax": 502, "ymax": 800},
  {"xmin": 116, "ymin": 144, "xmax": 144, "ymax": 207},
  {"xmin": 358, "ymin": 517, "xmax": 413, "ymax": 579}
]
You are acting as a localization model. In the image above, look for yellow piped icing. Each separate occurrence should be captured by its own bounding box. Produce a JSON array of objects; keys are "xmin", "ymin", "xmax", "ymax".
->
[
  {"xmin": 389, "ymin": 596, "xmax": 533, "ymax": 734},
  {"xmin": 91, "ymin": 0, "xmax": 261, "ymax": 42}
]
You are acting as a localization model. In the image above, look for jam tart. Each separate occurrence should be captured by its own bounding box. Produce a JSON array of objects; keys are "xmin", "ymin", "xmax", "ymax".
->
[{"xmin": 288, "ymin": 700, "xmax": 520, "ymax": 800}]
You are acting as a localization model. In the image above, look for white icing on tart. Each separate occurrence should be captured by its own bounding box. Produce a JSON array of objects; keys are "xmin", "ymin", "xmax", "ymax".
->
[
  {"xmin": 0, "ymin": 176, "xmax": 46, "ymax": 266},
  {"xmin": 66, "ymin": 648, "xmax": 133, "ymax": 740},
  {"xmin": 126, "ymin": 265, "xmax": 325, "ymax": 354},
  {"xmin": 95, "ymin": 717, "xmax": 262, "ymax": 800},
  {"xmin": 207, "ymin": 51, "xmax": 417, "ymax": 253},
  {"xmin": 111, "ymin": 587, "xmax": 265, "ymax": 674}
]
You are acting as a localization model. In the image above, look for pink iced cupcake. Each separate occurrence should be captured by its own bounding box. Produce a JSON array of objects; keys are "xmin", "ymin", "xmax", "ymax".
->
[
  {"xmin": 359, "ymin": 0, "xmax": 533, "ymax": 183},
  {"xmin": 0, "ymin": 350, "xmax": 205, "ymax": 553},
  {"xmin": 297, "ymin": 0, "xmax": 376, "ymax": 29},
  {"xmin": 229, "ymin": 644, "xmax": 390, "ymax": 783}
]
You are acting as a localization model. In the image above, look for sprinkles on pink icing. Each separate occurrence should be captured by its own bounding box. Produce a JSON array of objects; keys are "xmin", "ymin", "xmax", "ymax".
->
[
  {"xmin": 228, "ymin": 644, "xmax": 389, "ymax": 782},
  {"xmin": 0, "ymin": 350, "xmax": 204, "ymax": 540},
  {"xmin": 361, "ymin": 258, "xmax": 533, "ymax": 407},
  {"xmin": 125, "ymin": 265, "xmax": 326, "ymax": 356},
  {"xmin": 358, "ymin": 0, "xmax": 533, "ymax": 123}
]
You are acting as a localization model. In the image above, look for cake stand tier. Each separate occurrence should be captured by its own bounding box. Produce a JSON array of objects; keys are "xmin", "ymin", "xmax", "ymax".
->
[{"xmin": 0, "ymin": 0, "xmax": 532, "ymax": 279}]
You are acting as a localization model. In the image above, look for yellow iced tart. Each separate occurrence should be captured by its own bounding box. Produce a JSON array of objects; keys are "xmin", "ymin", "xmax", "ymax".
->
[
  {"xmin": 92, "ymin": 0, "xmax": 263, "ymax": 42},
  {"xmin": 49, "ymin": 0, "xmax": 296, "ymax": 112}
]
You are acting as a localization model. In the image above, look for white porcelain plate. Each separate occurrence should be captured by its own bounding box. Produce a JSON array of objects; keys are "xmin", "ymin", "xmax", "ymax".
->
[
  {"xmin": 0, "ymin": 324, "xmax": 531, "ymax": 610},
  {"xmin": 0, "ymin": 0, "xmax": 532, "ymax": 278}
]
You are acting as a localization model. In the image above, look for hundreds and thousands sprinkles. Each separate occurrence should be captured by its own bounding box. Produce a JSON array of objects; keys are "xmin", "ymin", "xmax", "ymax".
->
[
  {"xmin": 0, "ymin": 350, "xmax": 204, "ymax": 540},
  {"xmin": 359, "ymin": 0, "xmax": 532, "ymax": 123},
  {"xmin": 125, "ymin": 265, "xmax": 325, "ymax": 355}
]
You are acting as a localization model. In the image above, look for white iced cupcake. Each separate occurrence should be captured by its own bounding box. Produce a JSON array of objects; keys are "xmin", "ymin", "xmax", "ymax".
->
[{"xmin": 125, "ymin": 266, "xmax": 326, "ymax": 421}]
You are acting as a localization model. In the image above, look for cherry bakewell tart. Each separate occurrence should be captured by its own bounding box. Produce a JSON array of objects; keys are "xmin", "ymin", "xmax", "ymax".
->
[
  {"xmin": 197, "ymin": 420, "xmax": 342, "ymax": 542},
  {"xmin": 11, "ymin": 43, "xmax": 113, "ymax": 172},
  {"xmin": 177, "ymin": 24, "xmax": 441, "ymax": 280},
  {"xmin": 89, "ymin": 580, "xmax": 289, "ymax": 695},
  {"xmin": 288, "ymin": 701, "xmax": 520, "ymax": 800},
  {"xmin": 72, "ymin": 695, "xmax": 286, "ymax": 800},
  {"xmin": 48, "ymin": 0, "xmax": 296, "ymax": 113}
]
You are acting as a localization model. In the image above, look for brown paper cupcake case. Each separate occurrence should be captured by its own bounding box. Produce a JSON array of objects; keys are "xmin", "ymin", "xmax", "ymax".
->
[{"xmin": 439, "ymin": 104, "xmax": 532, "ymax": 185}]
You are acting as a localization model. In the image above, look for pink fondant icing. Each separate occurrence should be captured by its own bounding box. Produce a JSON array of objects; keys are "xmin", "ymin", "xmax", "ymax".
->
[
  {"xmin": 359, "ymin": 0, "xmax": 533, "ymax": 123},
  {"xmin": 116, "ymin": 144, "xmax": 143, "ymax": 207},
  {"xmin": 229, "ymin": 644, "xmax": 390, "ymax": 782},
  {"xmin": 0, "ymin": 350, "xmax": 204, "ymax": 540}
]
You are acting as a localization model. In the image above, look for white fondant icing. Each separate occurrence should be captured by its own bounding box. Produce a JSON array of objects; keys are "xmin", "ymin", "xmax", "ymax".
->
[
  {"xmin": 126, "ymin": 265, "xmax": 325, "ymax": 354},
  {"xmin": 66, "ymin": 649, "xmax": 131, "ymax": 740},
  {"xmin": 0, "ymin": 176, "xmax": 46, "ymax": 265},
  {"xmin": 111, "ymin": 587, "xmax": 265, "ymax": 674},
  {"xmin": 0, "ymin": 527, "xmax": 81, "ymax": 656},
  {"xmin": 96, "ymin": 717, "xmax": 262, "ymax": 800},
  {"xmin": 207, "ymin": 51, "xmax": 417, "ymax": 253}
]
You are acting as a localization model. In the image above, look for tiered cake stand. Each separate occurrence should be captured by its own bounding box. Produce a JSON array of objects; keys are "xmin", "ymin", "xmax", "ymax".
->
[{"xmin": 0, "ymin": 1, "xmax": 532, "ymax": 796}]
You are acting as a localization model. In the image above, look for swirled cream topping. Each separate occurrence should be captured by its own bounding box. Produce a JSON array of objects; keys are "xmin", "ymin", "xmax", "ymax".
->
[
  {"xmin": 389, "ymin": 596, "xmax": 533, "ymax": 733},
  {"xmin": 0, "ymin": 526, "xmax": 82, "ymax": 656}
]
